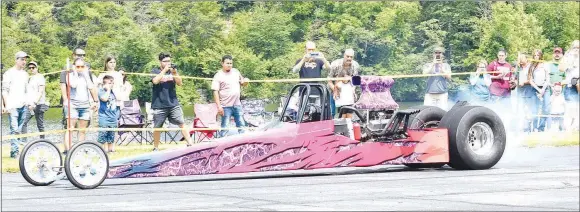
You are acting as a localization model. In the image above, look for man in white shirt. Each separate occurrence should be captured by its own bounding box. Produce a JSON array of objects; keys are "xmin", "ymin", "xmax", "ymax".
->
[
  {"xmin": 21, "ymin": 61, "xmax": 50, "ymax": 141},
  {"xmin": 2, "ymin": 51, "xmax": 31, "ymax": 158}
]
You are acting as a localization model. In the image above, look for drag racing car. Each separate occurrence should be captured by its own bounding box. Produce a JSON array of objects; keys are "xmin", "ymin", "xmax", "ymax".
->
[{"xmin": 18, "ymin": 75, "xmax": 506, "ymax": 189}]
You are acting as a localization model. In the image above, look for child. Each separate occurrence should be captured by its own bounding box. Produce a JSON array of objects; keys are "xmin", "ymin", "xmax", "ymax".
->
[
  {"xmin": 98, "ymin": 75, "xmax": 120, "ymax": 153},
  {"xmin": 549, "ymin": 83, "xmax": 566, "ymax": 131},
  {"xmin": 334, "ymin": 73, "xmax": 356, "ymax": 119}
]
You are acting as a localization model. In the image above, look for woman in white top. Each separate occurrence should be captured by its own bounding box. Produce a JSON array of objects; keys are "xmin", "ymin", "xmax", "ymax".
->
[
  {"xmin": 528, "ymin": 49, "xmax": 551, "ymax": 132},
  {"xmin": 97, "ymin": 56, "xmax": 124, "ymax": 97},
  {"xmin": 117, "ymin": 70, "xmax": 133, "ymax": 101}
]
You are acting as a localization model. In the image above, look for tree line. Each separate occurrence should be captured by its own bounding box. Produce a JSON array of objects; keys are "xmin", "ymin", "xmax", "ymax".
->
[{"xmin": 2, "ymin": 1, "xmax": 578, "ymax": 106}]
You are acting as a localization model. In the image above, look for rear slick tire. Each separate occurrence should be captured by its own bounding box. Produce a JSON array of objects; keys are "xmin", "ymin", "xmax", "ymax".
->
[{"xmin": 440, "ymin": 106, "xmax": 506, "ymax": 170}]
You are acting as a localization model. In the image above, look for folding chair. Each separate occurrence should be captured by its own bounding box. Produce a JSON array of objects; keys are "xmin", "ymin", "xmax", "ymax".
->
[
  {"xmin": 117, "ymin": 99, "xmax": 148, "ymax": 145},
  {"xmin": 163, "ymin": 121, "xmax": 182, "ymax": 144},
  {"xmin": 190, "ymin": 103, "xmax": 219, "ymax": 143}
]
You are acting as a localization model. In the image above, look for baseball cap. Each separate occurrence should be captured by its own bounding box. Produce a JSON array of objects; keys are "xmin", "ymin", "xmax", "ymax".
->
[
  {"xmin": 15, "ymin": 51, "xmax": 29, "ymax": 60},
  {"xmin": 553, "ymin": 47, "xmax": 563, "ymax": 53},
  {"xmin": 28, "ymin": 61, "xmax": 38, "ymax": 67},
  {"xmin": 434, "ymin": 46, "xmax": 445, "ymax": 53}
]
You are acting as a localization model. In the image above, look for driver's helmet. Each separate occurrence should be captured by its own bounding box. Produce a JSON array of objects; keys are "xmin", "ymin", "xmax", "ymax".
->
[{"xmin": 303, "ymin": 104, "xmax": 321, "ymax": 121}]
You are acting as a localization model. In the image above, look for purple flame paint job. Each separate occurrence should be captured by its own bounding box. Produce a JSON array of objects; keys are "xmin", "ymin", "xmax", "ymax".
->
[{"xmin": 108, "ymin": 120, "xmax": 449, "ymax": 179}]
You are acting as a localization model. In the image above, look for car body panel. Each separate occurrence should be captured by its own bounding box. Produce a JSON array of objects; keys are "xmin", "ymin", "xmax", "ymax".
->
[{"xmin": 108, "ymin": 120, "xmax": 449, "ymax": 179}]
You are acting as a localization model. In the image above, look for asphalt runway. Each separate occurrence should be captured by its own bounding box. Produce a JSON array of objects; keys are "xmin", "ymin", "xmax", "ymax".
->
[{"xmin": 2, "ymin": 146, "xmax": 579, "ymax": 211}]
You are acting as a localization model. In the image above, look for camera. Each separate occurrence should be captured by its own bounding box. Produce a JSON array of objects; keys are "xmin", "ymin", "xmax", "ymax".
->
[
  {"xmin": 309, "ymin": 52, "xmax": 320, "ymax": 57},
  {"xmin": 168, "ymin": 63, "xmax": 177, "ymax": 70}
]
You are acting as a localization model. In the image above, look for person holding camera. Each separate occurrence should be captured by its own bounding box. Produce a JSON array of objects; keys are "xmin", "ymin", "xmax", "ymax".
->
[
  {"xmin": 469, "ymin": 59, "xmax": 492, "ymax": 105},
  {"xmin": 150, "ymin": 52, "xmax": 194, "ymax": 151},
  {"xmin": 422, "ymin": 47, "xmax": 452, "ymax": 110},
  {"xmin": 292, "ymin": 41, "xmax": 331, "ymax": 79},
  {"xmin": 292, "ymin": 41, "xmax": 333, "ymax": 115}
]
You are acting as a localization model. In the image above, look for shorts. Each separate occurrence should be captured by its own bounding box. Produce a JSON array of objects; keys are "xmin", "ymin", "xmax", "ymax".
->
[
  {"xmin": 337, "ymin": 105, "xmax": 354, "ymax": 114},
  {"xmin": 153, "ymin": 105, "xmax": 185, "ymax": 128},
  {"xmin": 98, "ymin": 125, "xmax": 116, "ymax": 144},
  {"xmin": 63, "ymin": 106, "xmax": 91, "ymax": 120}
]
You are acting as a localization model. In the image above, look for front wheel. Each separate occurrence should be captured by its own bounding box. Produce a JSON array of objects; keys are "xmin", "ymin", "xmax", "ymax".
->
[
  {"xmin": 440, "ymin": 106, "xmax": 506, "ymax": 170},
  {"xmin": 19, "ymin": 139, "xmax": 63, "ymax": 186},
  {"xmin": 64, "ymin": 141, "xmax": 109, "ymax": 189}
]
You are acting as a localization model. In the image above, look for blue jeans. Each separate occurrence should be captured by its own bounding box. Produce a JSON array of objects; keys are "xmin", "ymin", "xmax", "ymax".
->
[
  {"xmin": 531, "ymin": 88, "xmax": 551, "ymax": 132},
  {"xmin": 8, "ymin": 106, "xmax": 29, "ymax": 157},
  {"xmin": 220, "ymin": 106, "xmax": 245, "ymax": 137},
  {"xmin": 330, "ymin": 95, "xmax": 336, "ymax": 118}
]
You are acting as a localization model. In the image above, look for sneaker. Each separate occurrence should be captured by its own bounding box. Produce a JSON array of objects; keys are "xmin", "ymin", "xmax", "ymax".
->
[
  {"xmin": 62, "ymin": 150, "xmax": 68, "ymax": 156},
  {"xmin": 152, "ymin": 148, "xmax": 159, "ymax": 152}
]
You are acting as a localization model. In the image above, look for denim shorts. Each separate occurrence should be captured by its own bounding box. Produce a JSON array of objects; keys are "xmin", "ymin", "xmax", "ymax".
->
[
  {"xmin": 63, "ymin": 106, "xmax": 91, "ymax": 120},
  {"xmin": 98, "ymin": 125, "xmax": 116, "ymax": 144}
]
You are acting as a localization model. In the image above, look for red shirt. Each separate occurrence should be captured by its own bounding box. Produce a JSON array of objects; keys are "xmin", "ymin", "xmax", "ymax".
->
[{"xmin": 487, "ymin": 60, "xmax": 513, "ymax": 97}]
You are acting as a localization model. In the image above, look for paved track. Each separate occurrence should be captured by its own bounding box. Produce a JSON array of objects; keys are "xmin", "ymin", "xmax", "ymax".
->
[{"xmin": 2, "ymin": 146, "xmax": 579, "ymax": 211}]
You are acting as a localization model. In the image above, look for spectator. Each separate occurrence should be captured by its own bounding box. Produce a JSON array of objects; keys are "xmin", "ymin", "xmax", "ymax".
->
[
  {"xmin": 487, "ymin": 49, "xmax": 515, "ymax": 103},
  {"xmin": 560, "ymin": 40, "xmax": 580, "ymax": 130},
  {"xmin": 293, "ymin": 41, "xmax": 331, "ymax": 79},
  {"xmin": 2, "ymin": 51, "xmax": 30, "ymax": 158},
  {"xmin": 515, "ymin": 53, "xmax": 534, "ymax": 132},
  {"xmin": 487, "ymin": 49, "xmax": 515, "ymax": 129},
  {"xmin": 60, "ymin": 48, "xmax": 97, "ymax": 152},
  {"xmin": 334, "ymin": 72, "xmax": 357, "ymax": 119},
  {"xmin": 97, "ymin": 56, "xmax": 123, "ymax": 97},
  {"xmin": 469, "ymin": 59, "xmax": 492, "ymax": 105},
  {"xmin": 549, "ymin": 83, "xmax": 566, "ymax": 131},
  {"xmin": 97, "ymin": 56, "xmax": 124, "ymax": 113},
  {"xmin": 212, "ymin": 55, "xmax": 250, "ymax": 137},
  {"xmin": 62, "ymin": 58, "xmax": 99, "ymax": 154},
  {"xmin": 547, "ymin": 47, "xmax": 565, "ymax": 86},
  {"xmin": 528, "ymin": 49, "xmax": 550, "ymax": 132},
  {"xmin": 422, "ymin": 46, "xmax": 452, "ymax": 110},
  {"xmin": 150, "ymin": 52, "xmax": 194, "ymax": 151},
  {"xmin": 329, "ymin": 48, "xmax": 360, "ymax": 117},
  {"xmin": 98, "ymin": 75, "xmax": 121, "ymax": 153},
  {"xmin": 21, "ymin": 61, "xmax": 49, "ymax": 140},
  {"xmin": 293, "ymin": 41, "xmax": 332, "ymax": 114},
  {"xmin": 117, "ymin": 70, "xmax": 133, "ymax": 102}
]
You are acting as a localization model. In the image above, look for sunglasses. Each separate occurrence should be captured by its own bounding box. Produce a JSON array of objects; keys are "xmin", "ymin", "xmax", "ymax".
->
[
  {"xmin": 76, "ymin": 54, "xmax": 85, "ymax": 57},
  {"xmin": 76, "ymin": 65, "xmax": 86, "ymax": 69},
  {"xmin": 434, "ymin": 52, "xmax": 442, "ymax": 54}
]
